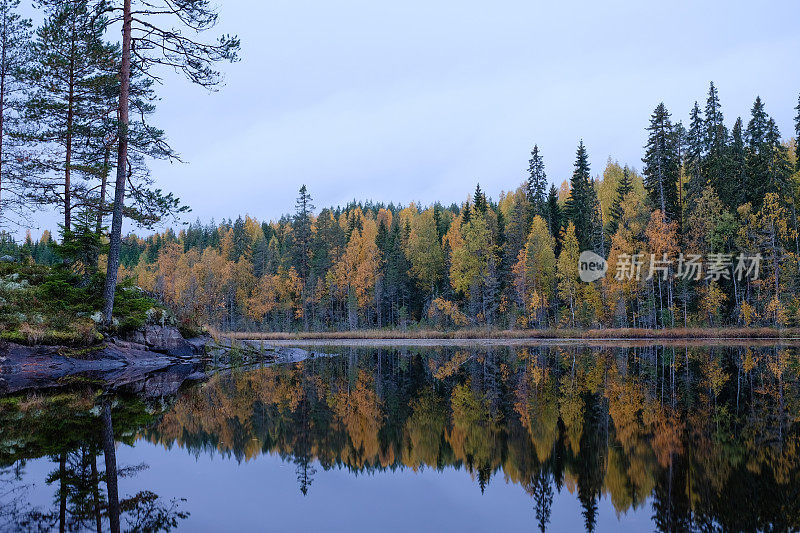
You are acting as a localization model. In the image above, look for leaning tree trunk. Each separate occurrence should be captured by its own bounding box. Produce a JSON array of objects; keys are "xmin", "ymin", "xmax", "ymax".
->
[{"xmin": 102, "ymin": 0, "xmax": 131, "ymax": 324}]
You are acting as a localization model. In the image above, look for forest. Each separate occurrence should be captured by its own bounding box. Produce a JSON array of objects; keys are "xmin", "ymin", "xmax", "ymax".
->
[
  {"xmin": 0, "ymin": 0, "xmax": 239, "ymax": 331},
  {"xmin": 1, "ymin": 3, "xmax": 800, "ymax": 334},
  {"xmin": 10, "ymin": 81, "xmax": 800, "ymax": 333}
]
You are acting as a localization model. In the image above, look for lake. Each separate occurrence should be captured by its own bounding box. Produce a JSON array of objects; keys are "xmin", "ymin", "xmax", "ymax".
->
[{"xmin": 1, "ymin": 341, "xmax": 798, "ymax": 532}]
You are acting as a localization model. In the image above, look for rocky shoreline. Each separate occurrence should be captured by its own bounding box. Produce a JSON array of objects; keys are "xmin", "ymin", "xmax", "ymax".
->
[
  {"xmin": 0, "ymin": 326, "xmax": 327, "ymax": 396},
  {"xmin": 0, "ymin": 325, "xmax": 210, "ymax": 396}
]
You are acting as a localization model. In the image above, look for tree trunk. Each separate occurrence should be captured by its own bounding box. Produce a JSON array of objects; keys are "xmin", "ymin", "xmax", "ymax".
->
[
  {"xmin": 0, "ymin": 19, "xmax": 6, "ymax": 219},
  {"xmin": 59, "ymin": 452, "xmax": 66, "ymax": 533},
  {"xmin": 91, "ymin": 445, "xmax": 103, "ymax": 533},
  {"xmin": 96, "ymin": 144, "xmax": 111, "ymax": 234},
  {"xmin": 64, "ymin": 16, "xmax": 77, "ymax": 230},
  {"xmin": 101, "ymin": 401, "xmax": 120, "ymax": 533},
  {"xmin": 102, "ymin": 0, "xmax": 131, "ymax": 324}
]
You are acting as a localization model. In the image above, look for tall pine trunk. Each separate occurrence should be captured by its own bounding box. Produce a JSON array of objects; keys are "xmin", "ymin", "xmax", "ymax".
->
[
  {"xmin": 0, "ymin": 16, "xmax": 6, "ymax": 217},
  {"xmin": 102, "ymin": 0, "xmax": 131, "ymax": 324},
  {"xmin": 96, "ymin": 143, "xmax": 111, "ymax": 234},
  {"xmin": 101, "ymin": 400, "xmax": 121, "ymax": 533}
]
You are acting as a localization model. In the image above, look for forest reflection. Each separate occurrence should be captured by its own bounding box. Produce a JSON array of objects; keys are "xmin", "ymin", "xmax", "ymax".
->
[
  {"xmin": 0, "ymin": 391, "xmax": 189, "ymax": 532},
  {"xmin": 2, "ymin": 343, "xmax": 800, "ymax": 532},
  {"xmin": 143, "ymin": 344, "xmax": 800, "ymax": 532}
]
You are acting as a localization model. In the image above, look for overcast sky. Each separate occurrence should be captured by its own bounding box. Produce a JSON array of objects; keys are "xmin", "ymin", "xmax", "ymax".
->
[{"xmin": 26, "ymin": 0, "xmax": 800, "ymax": 234}]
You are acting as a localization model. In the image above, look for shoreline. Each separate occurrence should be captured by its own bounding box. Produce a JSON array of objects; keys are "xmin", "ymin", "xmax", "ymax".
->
[
  {"xmin": 245, "ymin": 337, "xmax": 800, "ymax": 348},
  {"xmin": 220, "ymin": 327, "xmax": 800, "ymax": 343}
]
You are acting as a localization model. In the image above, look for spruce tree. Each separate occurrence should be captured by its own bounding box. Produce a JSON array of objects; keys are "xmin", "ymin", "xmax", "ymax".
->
[
  {"xmin": 545, "ymin": 184, "xmax": 562, "ymax": 242},
  {"xmin": 726, "ymin": 117, "xmax": 747, "ymax": 209},
  {"xmin": 294, "ymin": 184, "xmax": 314, "ymax": 280},
  {"xmin": 703, "ymin": 82, "xmax": 728, "ymax": 200},
  {"xmin": 642, "ymin": 103, "xmax": 681, "ymax": 223},
  {"xmin": 684, "ymin": 102, "xmax": 705, "ymax": 209},
  {"xmin": 473, "ymin": 183, "xmax": 487, "ymax": 215},
  {"xmin": 230, "ymin": 216, "xmax": 248, "ymax": 261},
  {"xmin": 744, "ymin": 96, "xmax": 788, "ymax": 206},
  {"xmin": 588, "ymin": 178, "xmax": 605, "ymax": 256},
  {"xmin": 795, "ymin": 93, "xmax": 800, "ymax": 172},
  {"xmin": 564, "ymin": 140, "xmax": 594, "ymax": 250},
  {"xmin": 765, "ymin": 117, "xmax": 792, "ymax": 198},
  {"xmin": 606, "ymin": 166, "xmax": 633, "ymax": 237},
  {"xmin": 526, "ymin": 144, "xmax": 547, "ymax": 215}
]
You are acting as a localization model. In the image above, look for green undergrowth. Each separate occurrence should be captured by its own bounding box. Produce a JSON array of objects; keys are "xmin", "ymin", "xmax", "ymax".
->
[{"xmin": 0, "ymin": 262, "xmax": 164, "ymax": 346}]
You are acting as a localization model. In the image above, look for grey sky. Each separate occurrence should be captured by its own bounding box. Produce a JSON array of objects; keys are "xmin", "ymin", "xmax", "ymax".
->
[{"xmin": 28, "ymin": 0, "xmax": 800, "ymax": 234}]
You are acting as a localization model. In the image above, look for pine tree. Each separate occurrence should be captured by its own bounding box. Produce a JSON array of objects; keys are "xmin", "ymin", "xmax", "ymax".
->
[
  {"xmin": 102, "ymin": 0, "xmax": 240, "ymax": 323},
  {"xmin": 642, "ymin": 103, "xmax": 681, "ymax": 224},
  {"xmin": 564, "ymin": 140, "xmax": 594, "ymax": 250},
  {"xmin": 527, "ymin": 144, "xmax": 547, "ymax": 215},
  {"xmin": 24, "ymin": 1, "xmax": 118, "ymax": 230},
  {"xmin": 0, "ymin": 0, "xmax": 30, "ymax": 226},
  {"xmin": 605, "ymin": 166, "xmax": 633, "ymax": 237}
]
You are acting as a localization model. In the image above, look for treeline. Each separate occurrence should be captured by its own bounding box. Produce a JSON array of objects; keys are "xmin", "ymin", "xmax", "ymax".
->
[
  {"xmin": 13, "ymin": 82, "xmax": 800, "ymax": 332},
  {"xmin": 70, "ymin": 83, "xmax": 795, "ymax": 333},
  {"xmin": 0, "ymin": 0, "xmax": 238, "ymax": 324}
]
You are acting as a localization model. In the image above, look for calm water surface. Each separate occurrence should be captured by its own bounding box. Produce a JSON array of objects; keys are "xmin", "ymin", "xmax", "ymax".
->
[{"xmin": 1, "ymin": 343, "xmax": 798, "ymax": 532}]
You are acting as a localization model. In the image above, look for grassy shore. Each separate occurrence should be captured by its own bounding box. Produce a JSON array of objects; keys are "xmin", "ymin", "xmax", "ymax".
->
[{"xmin": 218, "ymin": 327, "xmax": 800, "ymax": 341}]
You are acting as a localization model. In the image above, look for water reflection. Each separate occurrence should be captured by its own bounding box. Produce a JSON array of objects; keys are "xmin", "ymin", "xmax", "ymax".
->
[
  {"xmin": 2, "ymin": 343, "xmax": 800, "ymax": 531},
  {"xmin": 0, "ymin": 391, "xmax": 189, "ymax": 532}
]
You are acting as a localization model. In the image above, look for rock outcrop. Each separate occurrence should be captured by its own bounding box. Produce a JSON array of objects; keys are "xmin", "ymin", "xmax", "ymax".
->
[
  {"xmin": 0, "ymin": 340, "xmax": 207, "ymax": 395},
  {"xmin": 122, "ymin": 325, "xmax": 205, "ymax": 357}
]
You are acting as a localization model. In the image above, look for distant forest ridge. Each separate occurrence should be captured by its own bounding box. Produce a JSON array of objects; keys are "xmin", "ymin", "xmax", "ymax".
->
[{"xmin": 11, "ymin": 82, "xmax": 800, "ymax": 332}]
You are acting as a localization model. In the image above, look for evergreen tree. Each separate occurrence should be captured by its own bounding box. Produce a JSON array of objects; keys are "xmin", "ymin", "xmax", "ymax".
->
[
  {"xmin": 473, "ymin": 183, "xmax": 487, "ymax": 215},
  {"xmin": 726, "ymin": 117, "xmax": 747, "ymax": 209},
  {"xmin": 744, "ymin": 97, "xmax": 790, "ymax": 206},
  {"xmin": 684, "ymin": 102, "xmax": 705, "ymax": 210},
  {"xmin": 545, "ymin": 184, "xmax": 562, "ymax": 248},
  {"xmin": 0, "ymin": 0, "xmax": 30, "ymax": 226},
  {"xmin": 588, "ymin": 179, "xmax": 605, "ymax": 256},
  {"xmin": 642, "ymin": 103, "xmax": 681, "ymax": 224},
  {"xmin": 795, "ymin": 93, "xmax": 800, "ymax": 172},
  {"xmin": 526, "ymin": 145, "xmax": 547, "ymax": 215},
  {"xmin": 24, "ymin": 0, "xmax": 118, "ymax": 230},
  {"xmin": 293, "ymin": 184, "xmax": 314, "ymax": 280},
  {"xmin": 765, "ymin": 117, "xmax": 792, "ymax": 198},
  {"xmin": 461, "ymin": 201, "xmax": 471, "ymax": 225},
  {"xmin": 101, "ymin": 0, "xmax": 240, "ymax": 323},
  {"xmin": 564, "ymin": 140, "xmax": 594, "ymax": 250},
  {"xmin": 703, "ymin": 82, "xmax": 728, "ymax": 200},
  {"xmin": 230, "ymin": 216, "xmax": 249, "ymax": 261},
  {"xmin": 605, "ymin": 166, "xmax": 633, "ymax": 237},
  {"xmin": 744, "ymin": 96, "xmax": 770, "ymax": 205}
]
